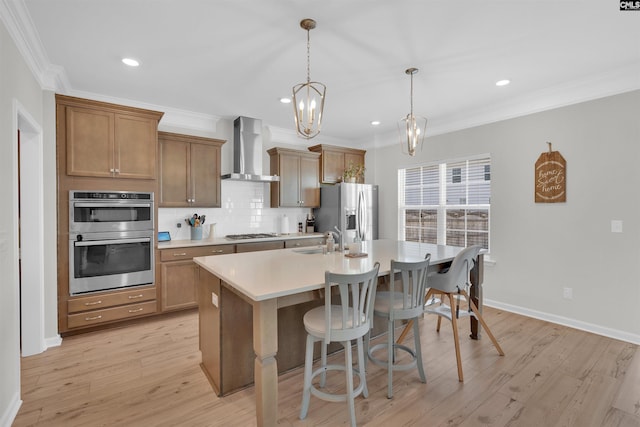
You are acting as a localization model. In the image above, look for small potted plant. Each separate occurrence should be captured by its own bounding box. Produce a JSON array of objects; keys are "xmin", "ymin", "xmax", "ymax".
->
[{"xmin": 343, "ymin": 161, "xmax": 365, "ymax": 183}]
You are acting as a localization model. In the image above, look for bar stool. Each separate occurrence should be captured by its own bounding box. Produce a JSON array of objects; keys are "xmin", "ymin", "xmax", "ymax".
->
[
  {"xmin": 299, "ymin": 262, "xmax": 380, "ymax": 427},
  {"xmin": 367, "ymin": 256, "xmax": 431, "ymax": 398},
  {"xmin": 423, "ymin": 245, "xmax": 504, "ymax": 382}
]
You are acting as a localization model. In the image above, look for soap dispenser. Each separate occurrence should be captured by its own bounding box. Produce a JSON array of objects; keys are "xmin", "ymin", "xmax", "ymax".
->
[{"xmin": 326, "ymin": 232, "xmax": 335, "ymax": 253}]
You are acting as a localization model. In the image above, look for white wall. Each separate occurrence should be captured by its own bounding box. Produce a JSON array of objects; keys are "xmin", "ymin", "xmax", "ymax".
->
[
  {"xmin": 373, "ymin": 90, "xmax": 640, "ymax": 343},
  {"xmin": 0, "ymin": 17, "xmax": 45, "ymax": 427}
]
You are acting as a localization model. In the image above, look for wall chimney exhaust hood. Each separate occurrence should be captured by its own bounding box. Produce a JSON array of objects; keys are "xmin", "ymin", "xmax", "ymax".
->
[{"xmin": 221, "ymin": 116, "xmax": 280, "ymax": 182}]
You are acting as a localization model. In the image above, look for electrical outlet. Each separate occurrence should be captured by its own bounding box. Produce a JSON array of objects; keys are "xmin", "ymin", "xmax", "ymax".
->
[
  {"xmin": 611, "ymin": 220, "xmax": 623, "ymax": 233},
  {"xmin": 177, "ymin": 222, "xmax": 182, "ymax": 228},
  {"xmin": 563, "ymin": 287, "xmax": 573, "ymax": 300},
  {"xmin": 211, "ymin": 292, "xmax": 219, "ymax": 307}
]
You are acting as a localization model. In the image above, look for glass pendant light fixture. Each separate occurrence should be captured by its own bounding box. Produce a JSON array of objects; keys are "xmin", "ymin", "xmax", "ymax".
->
[
  {"xmin": 292, "ymin": 18, "xmax": 326, "ymax": 139},
  {"xmin": 398, "ymin": 67, "xmax": 427, "ymax": 156}
]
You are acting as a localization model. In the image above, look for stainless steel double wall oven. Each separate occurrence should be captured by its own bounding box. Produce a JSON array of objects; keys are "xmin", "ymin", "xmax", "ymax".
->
[{"xmin": 69, "ymin": 190, "xmax": 154, "ymax": 295}]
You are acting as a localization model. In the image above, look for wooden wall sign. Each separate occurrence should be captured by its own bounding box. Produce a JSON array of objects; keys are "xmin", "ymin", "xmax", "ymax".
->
[{"xmin": 535, "ymin": 142, "xmax": 566, "ymax": 203}]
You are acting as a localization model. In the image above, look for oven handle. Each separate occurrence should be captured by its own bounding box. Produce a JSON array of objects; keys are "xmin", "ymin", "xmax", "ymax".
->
[
  {"xmin": 73, "ymin": 202, "xmax": 153, "ymax": 208},
  {"xmin": 74, "ymin": 238, "xmax": 151, "ymax": 246}
]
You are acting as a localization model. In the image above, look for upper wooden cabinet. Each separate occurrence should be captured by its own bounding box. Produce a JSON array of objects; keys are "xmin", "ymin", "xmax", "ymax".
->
[
  {"xmin": 158, "ymin": 132, "xmax": 226, "ymax": 207},
  {"xmin": 307, "ymin": 144, "xmax": 366, "ymax": 184},
  {"xmin": 268, "ymin": 147, "xmax": 320, "ymax": 208},
  {"xmin": 58, "ymin": 95, "xmax": 164, "ymax": 180}
]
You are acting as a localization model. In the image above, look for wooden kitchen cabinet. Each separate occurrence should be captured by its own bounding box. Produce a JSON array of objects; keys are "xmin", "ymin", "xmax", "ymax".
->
[
  {"xmin": 308, "ymin": 144, "xmax": 366, "ymax": 184},
  {"xmin": 66, "ymin": 286, "xmax": 157, "ymax": 329},
  {"xmin": 159, "ymin": 244, "xmax": 234, "ymax": 312},
  {"xmin": 268, "ymin": 147, "xmax": 320, "ymax": 208},
  {"xmin": 284, "ymin": 237, "xmax": 325, "ymax": 248},
  {"xmin": 158, "ymin": 132, "xmax": 226, "ymax": 207},
  {"xmin": 60, "ymin": 95, "xmax": 163, "ymax": 179},
  {"xmin": 235, "ymin": 240, "xmax": 285, "ymax": 253}
]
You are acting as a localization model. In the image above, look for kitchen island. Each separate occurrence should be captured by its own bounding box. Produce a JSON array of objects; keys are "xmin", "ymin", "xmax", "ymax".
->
[{"xmin": 194, "ymin": 239, "xmax": 484, "ymax": 427}]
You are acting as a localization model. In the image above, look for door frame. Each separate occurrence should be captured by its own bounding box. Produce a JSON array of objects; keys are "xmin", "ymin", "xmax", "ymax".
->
[{"xmin": 14, "ymin": 99, "xmax": 46, "ymax": 356}]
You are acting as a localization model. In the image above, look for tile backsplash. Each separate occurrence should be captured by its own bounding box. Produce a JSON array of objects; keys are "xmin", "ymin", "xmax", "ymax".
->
[{"xmin": 158, "ymin": 180, "xmax": 311, "ymax": 240}]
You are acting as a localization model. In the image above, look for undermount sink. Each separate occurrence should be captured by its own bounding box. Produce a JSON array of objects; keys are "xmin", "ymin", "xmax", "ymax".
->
[{"xmin": 292, "ymin": 247, "xmax": 324, "ymax": 254}]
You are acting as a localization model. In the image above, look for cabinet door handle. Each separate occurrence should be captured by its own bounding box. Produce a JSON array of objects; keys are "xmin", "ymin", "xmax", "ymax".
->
[
  {"xmin": 109, "ymin": 168, "xmax": 115, "ymax": 173},
  {"xmin": 85, "ymin": 315, "xmax": 102, "ymax": 321},
  {"xmin": 173, "ymin": 252, "xmax": 187, "ymax": 256},
  {"xmin": 114, "ymin": 169, "xmax": 120, "ymax": 173},
  {"xmin": 84, "ymin": 300, "xmax": 102, "ymax": 306},
  {"xmin": 128, "ymin": 308, "xmax": 144, "ymax": 313},
  {"xmin": 128, "ymin": 294, "xmax": 144, "ymax": 299},
  {"xmin": 212, "ymin": 249, "xmax": 225, "ymax": 253}
]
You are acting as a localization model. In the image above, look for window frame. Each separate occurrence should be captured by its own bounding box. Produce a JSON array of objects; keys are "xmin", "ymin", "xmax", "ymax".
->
[{"xmin": 398, "ymin": 154, "xmax": 491, "ymax": 251}]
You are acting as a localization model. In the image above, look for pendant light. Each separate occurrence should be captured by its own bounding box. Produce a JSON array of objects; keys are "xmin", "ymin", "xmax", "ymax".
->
[
  {"xmin": 398, "ymin": 67, "xmax": 427, "ymax": 156},
  {"xmin": 292, "ymin": 19, "xmax": 326, "ymax": 139}
]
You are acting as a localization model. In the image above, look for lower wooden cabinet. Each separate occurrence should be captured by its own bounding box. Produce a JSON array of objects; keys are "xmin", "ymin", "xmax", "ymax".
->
[
  {"xmin": 235, "ymin": 240, "xmax": 285, "ymax": 253},
  {"xmin": 66, "ymin": 286, "xmax": 157, "ymax": 329},
  {"xmin": 160, "ymin": 260, "xmax": 199, "ymax": 312},
  {"xmin": 284, "ymin": 237, "xmax": 324, "ymax": 248},
  {"xmin": 159, "ymin": 244, "xmax": 234, "ymax": 312}
]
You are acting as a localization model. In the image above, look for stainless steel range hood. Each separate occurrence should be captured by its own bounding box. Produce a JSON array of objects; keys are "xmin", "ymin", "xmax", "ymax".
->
[{"xmin": 221, "ymin": 116, "xmax": 280, "ymax": 182}]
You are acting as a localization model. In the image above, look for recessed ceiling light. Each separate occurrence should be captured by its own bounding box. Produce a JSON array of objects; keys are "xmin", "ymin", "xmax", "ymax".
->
[
  {"xmin": 371, "ymin": 121, "xmax": 381, "ymax": 126},
  {"xmin": 280, "ymin": 97, "xmax": 292, "ymax": 104},
  {"xmin": 122, "ymin": 58, "xmax": 139, "ymax": 67},
  {"xmin": 496, "ymin": 79, "xmax": 510, "ymax": 87}
]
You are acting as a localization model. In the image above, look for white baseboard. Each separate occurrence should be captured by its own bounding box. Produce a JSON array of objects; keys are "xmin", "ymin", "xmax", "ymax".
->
[
  {"xmin": 484, "ymin": 298, "xmax": 640, "ymax": 346},
  {"xmin": 45, "ymin": 334, "xmax": 62, "ymax": 349},
  {"xmin": 0, "ymin": 392, "xmax": 22, "ymax": 427}
]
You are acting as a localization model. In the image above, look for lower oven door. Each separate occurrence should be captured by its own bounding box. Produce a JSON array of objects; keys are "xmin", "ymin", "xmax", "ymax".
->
[{"xmin": 69, "ymin": 231, "xmax": 154, "ymax": 295}]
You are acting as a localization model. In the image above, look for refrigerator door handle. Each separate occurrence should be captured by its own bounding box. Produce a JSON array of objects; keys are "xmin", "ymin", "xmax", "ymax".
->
[{"xmin": 357, "ymin": 190, "xmax": 366, "ymax": 241}]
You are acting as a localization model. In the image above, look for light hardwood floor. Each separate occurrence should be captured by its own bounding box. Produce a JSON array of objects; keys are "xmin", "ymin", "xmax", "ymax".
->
[{"xmin": 13, "ymin": 307, "xmax": 640, "ymax": 426}]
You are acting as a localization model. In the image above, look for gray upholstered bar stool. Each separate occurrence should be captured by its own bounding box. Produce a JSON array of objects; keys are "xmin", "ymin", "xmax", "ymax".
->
[
  {"xmin": 366, "ymin": 255, "xmax": 431, "ymax": 398},
  {"xmin": 299, "ymin": 262, "xmax": 380, "ymax": 427}
]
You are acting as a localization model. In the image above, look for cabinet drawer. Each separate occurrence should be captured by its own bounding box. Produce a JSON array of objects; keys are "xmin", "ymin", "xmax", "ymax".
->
[
  {"xmin": 236, "ymin": 241, "xmax": 284, "ymax": 253},
  {"xmin": 67, "ymin": 301, "xmax": 157, "ymax": 329},
  {"xmin": 68, "ymin": 287, "xmax": 156, "ymax": 314},
  {"xmin": 160, "ymin": 244, "xmax": 234, "ymax": 262},
  {"xmin": 285, "ymin": 238, "xmax": 325, "ymax": 248}
]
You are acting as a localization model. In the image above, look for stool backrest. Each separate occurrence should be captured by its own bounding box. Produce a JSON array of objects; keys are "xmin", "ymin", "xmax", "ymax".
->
[
  {"xmin": 389, "ymin": 255, "xmax": 431, "ymax": 320},
  {"xmin": 324, "ymin": 262, "xmax": 380, "ymax": 343},
  {"xmin": 436, "ymin": 245, "xmax": 482, "ymax": 293}
]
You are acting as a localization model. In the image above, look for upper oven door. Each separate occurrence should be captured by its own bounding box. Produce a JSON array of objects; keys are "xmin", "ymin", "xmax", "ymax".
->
[{"xmin": 70, "ymin": 193, "xmax": 154, "ymax": 233}]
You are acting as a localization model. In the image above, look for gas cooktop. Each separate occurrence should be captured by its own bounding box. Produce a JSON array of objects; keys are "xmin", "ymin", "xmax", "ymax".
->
[{"xmin": 225, "ymin": 233, "xmax": 279, "ymax": 240}]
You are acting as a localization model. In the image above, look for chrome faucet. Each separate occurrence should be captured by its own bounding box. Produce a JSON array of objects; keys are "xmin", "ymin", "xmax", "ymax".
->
[{"xmin": 333, "ymin": 226, "xmax": 344, "ymax": 252}]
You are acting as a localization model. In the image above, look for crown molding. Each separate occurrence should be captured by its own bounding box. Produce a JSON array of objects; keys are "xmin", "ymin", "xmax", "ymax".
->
[
  {"xmin": 66, "ymin": 89, "xmax": 221, "ymax": 134},
  {"xmin": 0, "ymin": 0, "xmax": 68, "ymax": 91},
  {"xmin": 267, "ymin": 124, "xmax": 354, "ymax": 148},
  {"xmin": 372, "ymin": 62, "xmax": 640, "ymax": 148}
]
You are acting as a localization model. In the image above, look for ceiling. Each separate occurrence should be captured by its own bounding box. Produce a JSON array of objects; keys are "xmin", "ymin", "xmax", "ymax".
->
[{"xmin": 12, "ymin": 0, "xmax": 640, "ymax": 146}]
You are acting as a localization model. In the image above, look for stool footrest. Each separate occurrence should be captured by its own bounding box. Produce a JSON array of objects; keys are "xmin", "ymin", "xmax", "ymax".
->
[
  {"xmin": 309, "ymin": 364, "xmax": 366, "ymax": 402},
  {"xmin": 368, "ymin": 342, "xmax": 418, "ymax": 372}
]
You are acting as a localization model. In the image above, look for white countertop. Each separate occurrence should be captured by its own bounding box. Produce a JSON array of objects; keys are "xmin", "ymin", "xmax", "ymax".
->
[
  {"xmin": 194, "ymin": 239, "xmax": 466, "ymax": 302},
  {"xmin": 158, "ymin": 232, "xmax": 325, "ymax": 249}
]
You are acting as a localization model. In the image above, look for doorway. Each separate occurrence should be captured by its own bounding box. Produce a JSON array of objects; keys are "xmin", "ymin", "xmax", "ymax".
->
[{"xmin": 15, "ymin": 100, "xmax": 46, "ymax": 356}]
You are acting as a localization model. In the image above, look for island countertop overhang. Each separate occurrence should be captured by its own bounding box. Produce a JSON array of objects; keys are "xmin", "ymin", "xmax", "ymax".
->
[{"xmin": 193, "ymin": 239, "xmax": 468, "ymax": 302}]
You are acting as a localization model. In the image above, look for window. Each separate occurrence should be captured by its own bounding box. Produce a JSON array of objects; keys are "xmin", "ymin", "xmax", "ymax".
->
[{"xmin": 398, "ymin": 155, "xmax": 491, "ymax": 250}]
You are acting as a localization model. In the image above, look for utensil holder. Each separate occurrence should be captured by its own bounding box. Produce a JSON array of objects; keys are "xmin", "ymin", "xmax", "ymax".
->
[{"xmin": 190, "ymin": 227, "xmax": 203, "ymax": 240}]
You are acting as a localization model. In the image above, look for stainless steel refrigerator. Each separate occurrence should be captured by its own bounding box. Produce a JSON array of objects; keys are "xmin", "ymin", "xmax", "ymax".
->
[{"xmin": 313, "ymin": 183, "xmax": 378, "ymax": 246}]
